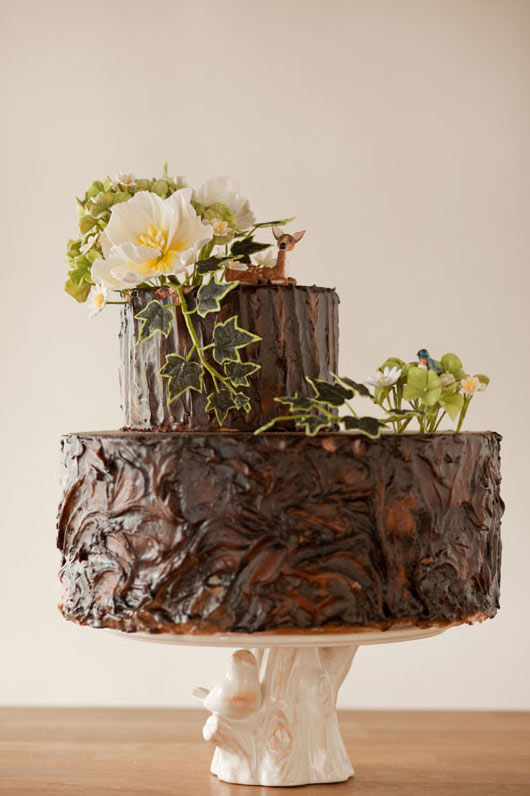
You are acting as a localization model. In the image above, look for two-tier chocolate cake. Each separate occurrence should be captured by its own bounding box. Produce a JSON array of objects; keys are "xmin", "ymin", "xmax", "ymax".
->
[{"xmin": 57, "ymin": 282, "xmax": 503, "ymax": 636}]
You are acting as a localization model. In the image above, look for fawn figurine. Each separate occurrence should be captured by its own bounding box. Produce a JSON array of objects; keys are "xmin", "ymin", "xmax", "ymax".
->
[{"xmin": 225, "ymin": 226, "xmax": 306, "ymax": 284}]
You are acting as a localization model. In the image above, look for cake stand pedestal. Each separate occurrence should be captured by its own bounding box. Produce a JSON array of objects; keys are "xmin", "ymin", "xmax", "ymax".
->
[{"xmin": 123, "ymin": 626, "xmax": 444, "ymax": 788}]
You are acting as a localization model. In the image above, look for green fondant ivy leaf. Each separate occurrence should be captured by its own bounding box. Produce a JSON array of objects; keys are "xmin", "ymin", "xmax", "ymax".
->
[
  {"xmin": 159, "ymin": 354, "xmax": 203, "ymax": 403},
  {"xmin": 230, "ymin": 236, "xmax": 271, "ymax": 264},
  {"xmin": 205, "ymin": 386, "xmax": 235, "ymax": 425},
  {"xmin": 197, "ymin": 274, "xmax": 238, "ymax": 318},
  {"xmin": 295, "ymin": 414, "xmax": 332, "ymax": 436},
  {"xmin": 275, "ymin": 394, "xmax": 316, "ymax": 413},
  {"xmin": 342, "ymin": 416, "xmax": 385, "ymax": 438},
  {"xmin": 307, "ymin": 377, "xmax": 354, "ymax": 406},
  {"xmin": 334, "ymin": 375, "xmax": 372, "ymax": 398},
  {"xmin": 213, "ymin": 316, "xmax": 261, "ymax": 364},
  {"xmin": 224, "ymin": 360, "xmax": 261, "ymax": 387},
  {"xmin": 135, "ymin": 300, "xmax": 175, "ymax": 345}
]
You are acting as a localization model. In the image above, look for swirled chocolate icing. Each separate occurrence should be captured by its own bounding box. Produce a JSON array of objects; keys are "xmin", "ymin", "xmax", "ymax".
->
[
  {"xmin": 119, "ymin": 284, "xmax": 339, "ymax": 431},
  {"xmin": 57, "ymin": 431, "xmax": 503, "ymax": 635}
]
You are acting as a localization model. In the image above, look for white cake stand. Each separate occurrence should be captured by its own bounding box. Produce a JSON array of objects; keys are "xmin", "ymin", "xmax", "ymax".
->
[{"xmin": 116, "ymin": 625, "xmax": 445, "ymax": 787}]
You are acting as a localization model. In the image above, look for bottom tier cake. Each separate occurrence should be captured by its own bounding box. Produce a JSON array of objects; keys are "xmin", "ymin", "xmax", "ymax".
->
[{"xmin": 57, "ymin": 431, "xmax": 503, "ymax": 635}]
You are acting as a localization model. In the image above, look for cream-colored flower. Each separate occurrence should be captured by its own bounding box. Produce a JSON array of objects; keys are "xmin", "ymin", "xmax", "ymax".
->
[
  {"xmin": 91, "ymin": 189, "xmax": 213, "ymax": 289},
  {"xmin": 365, "ymin": 366, "xmax": 402, "ymax": 388},
  {"xmin": 210, "ymin": 218, "xmax": 230, "ymax": 237},
  {"xmin": 460, "ymin": 375, "xmax": 485, "ymax": 396},
  {"xmin": 194, "ymin": 177, "xmax": 255, "ymax": 230},
  {"xmin": 254, "ymin": 247, "xmax": 277, "ymax": 268},
  {"xmin": 87, "ymin": 283, "xmax": 107, "ymax": 318},
  {"xmin": 113, "ymin": 172, "xmax": 136, "ymax": 188}
]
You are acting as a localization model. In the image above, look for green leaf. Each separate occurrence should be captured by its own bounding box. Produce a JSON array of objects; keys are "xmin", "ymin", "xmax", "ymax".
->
[
  {"xmin": 151, "ymin": 178, "xmax": 169, "ymax": 198},
  {"xmin": 296, "ymin": 414, "xmax": 332, "ymax": 436},
  {"xmin": 342, "ymin": 416, "xmax": 384, "ymax": 438},
  {"xmin": 224, "ymin": 360, "xmax": 261, "ymax": 387},
  {"xmin": 475, "ymin": 373, "xmax": 490, "ymax": 386},
  {"xmin": 307, "ymin": 377, "xmax": 354, "ymax": 406},
  {"xmin": 334, "ymin": 375, "xmax": 372, "ymax": 397},
  {"xmin": 403, "ymin": 366, "xmax": 441, "ymax": 406},
  {"xmin": 79, "ymin": 214, "xmax": 99, "ymax": 235},
  {"xmin": 195, "ymin": 256, "xmax": 229, "ymax": 275},
  {"xmin": 213, "ymin": 316, "xmax": 261, "ymax": 364},
  {"xmin": 275, "ymin": 394, "xmax": 317, "ymax": 412},
  {"xmin": 440, "ymin": 353, "xmax": 463, "ymax": 376},
  {"xmin": 197, "ymin": 274, "xmax": 238, "ymax": 317},
  {"xmin": 64, "ymin": 278, "xmax": 91, "ymax": 303},
  {"xmin": 251, "ymin": 217, "xmax": 296, "ymax": 229},
  {"xmin": 230, "ymin": 236, "xmax": 271, "ymax": 264},
  {"xmin": 384, "ymin": 407, "xmax": 423, "ymax": 419},
  {"xmin": 85, "ymin": 181, "xmax": 105, "ymax": 200},
  {"xmin": 159, "ymin": 354, "xmax": 203, "ymax": 403},
  {"xmin": 135, "ymin": 300, "xmax": 175, "ymax": 344},
  {"xmin": 205, "ymin": 386, "xmax": 236, "ymax": 425},
  {"xmin": 440, "ymin": 390, "xmax": 464, "ymax": 421}
]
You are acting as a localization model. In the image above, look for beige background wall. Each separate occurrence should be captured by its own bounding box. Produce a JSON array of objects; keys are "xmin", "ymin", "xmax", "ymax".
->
[{"xmin": 1, "ymin": 0, "xmax": 529, "ymax": 708}]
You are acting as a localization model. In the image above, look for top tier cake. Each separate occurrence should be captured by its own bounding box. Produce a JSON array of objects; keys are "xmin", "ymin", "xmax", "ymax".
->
[{"xmin": 120, "ymin": 283, "xmax": 339, "ymax": 432}]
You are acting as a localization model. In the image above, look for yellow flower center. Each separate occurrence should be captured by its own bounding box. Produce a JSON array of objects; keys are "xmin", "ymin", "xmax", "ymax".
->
[
  {"xmin": 94, "ymin": 293, "xmax": 105, "ymax": 309},
  {"xmin": 137, "ymin": 225, "xmax": 168, "ymax": 252},
  {"xmin": 461, "ymin": 377, "xmax": 478, "ymax": 393}
]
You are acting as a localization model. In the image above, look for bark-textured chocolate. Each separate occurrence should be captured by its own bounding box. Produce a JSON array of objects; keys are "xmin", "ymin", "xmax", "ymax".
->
[
  {"xmin": 120, "ymin": 284, "xmax": 339, "ymax": 431},
  {"xmin": 57, "ymin": 431, "xmax": 503, "ymax": 635}
]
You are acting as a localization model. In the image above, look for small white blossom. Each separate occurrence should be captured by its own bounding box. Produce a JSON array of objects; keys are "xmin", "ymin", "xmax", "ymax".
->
[
  {"xmin": 87, "ymin": 283, "xmax": 107, "ymax": 318},
  {"xmin": 254, "ymin": 247, "xmax": 277, "ymax": 268},
  {"xmin": 113, "ymin": 172, "xmax": 136, "ymax": 188},
  {"xmin": 210, "ymin": 218, "xmax": 230, "ymax": 237},
  {"xmin": 460, "ymin": 375, "xmax": 486, "ymax": 396},
  {"xmin": 365, "ymin": 366, "xmax": 402, "ymax": 388}
]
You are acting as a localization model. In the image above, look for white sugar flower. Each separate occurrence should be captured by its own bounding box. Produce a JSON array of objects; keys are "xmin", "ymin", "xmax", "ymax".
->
[
  {"xmin": 254, "ymin": 247, "xmax": 277, "ymax": 268},
  {"xmin": 365, "ymin": 366, "xmax": 402, "ymax": 387},
  {"xmin": 194, "ymin": 177, "xmax": 255, "ymax": 230},
  {"xmin": 210, "ymin": 218, "xmax": 230, "ymax": 237},
  {"xmin": 460, "ymin": 375, "xmax": 486, "ymax": 396},
  {"xmin": 87, "ymin": 283, "xmax": 107, "ymax": 318},
  {"xmin": 91, "ymin": 189, "xmax": 213, "ymax": 290},
  {"xmin": 113, "ymin": 172, "xmax": 136, "ymax": 188}
]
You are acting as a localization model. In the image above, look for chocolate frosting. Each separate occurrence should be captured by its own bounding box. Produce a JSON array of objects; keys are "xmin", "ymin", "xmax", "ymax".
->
[
  {"xmin": 57, "ymin": 431, "xmax": 503, "ymax": 635},
  {"xmin": 120, "ymin": 284, "xmax": 339, "ymax": 431}
]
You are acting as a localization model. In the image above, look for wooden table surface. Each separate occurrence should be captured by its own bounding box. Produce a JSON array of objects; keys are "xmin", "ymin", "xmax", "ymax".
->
[{"xmin": 1, "ymin": 708, "xmax": 529, "ymax": 795}]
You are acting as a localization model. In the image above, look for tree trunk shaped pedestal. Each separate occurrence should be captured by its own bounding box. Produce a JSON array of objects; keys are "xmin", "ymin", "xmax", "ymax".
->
[{"xmin": 185, "ymin": 627, "xmax": 444, "ymax": 787}]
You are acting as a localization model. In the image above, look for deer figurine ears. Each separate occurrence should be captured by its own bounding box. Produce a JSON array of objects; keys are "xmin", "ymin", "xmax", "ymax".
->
[{"xmin": 272, "ymin": 226, "xmax": 306, "ymax": 244}]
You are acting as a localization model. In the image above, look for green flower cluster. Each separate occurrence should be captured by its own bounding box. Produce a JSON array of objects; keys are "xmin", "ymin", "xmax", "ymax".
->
[
  {"xmin": 372, "ymin": 353, "xmax": 489, "ymax": 433},
  {"xmin": 65, "ymin": 168, "xmax": 187, "ymax": 302}
]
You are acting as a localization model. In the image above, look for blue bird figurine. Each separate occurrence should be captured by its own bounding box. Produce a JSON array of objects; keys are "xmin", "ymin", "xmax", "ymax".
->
[{"xmin": 417, "ymin": 349, "xmax": 442, "ymax": 375}]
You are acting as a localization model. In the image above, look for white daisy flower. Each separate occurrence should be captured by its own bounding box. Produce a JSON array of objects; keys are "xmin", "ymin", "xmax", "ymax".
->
[
  {"xmin": 87, "ymin": 283, "xmax": 107, "ymax": 318},
  {"xmin": 365, "ymin": 366, "xmax": 402, "ymax": 388}
]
